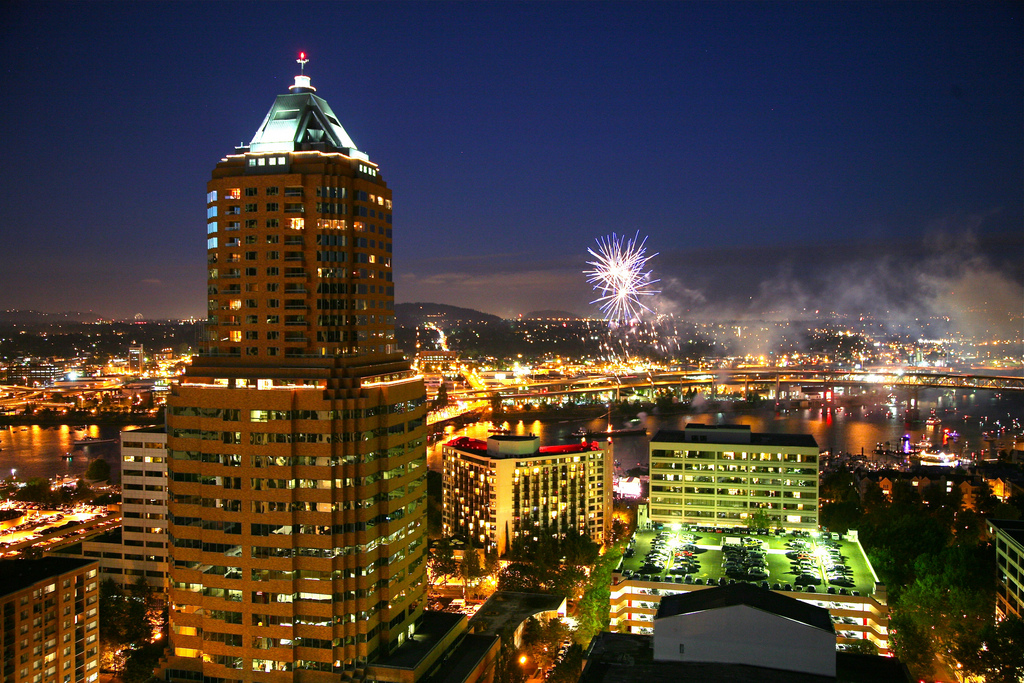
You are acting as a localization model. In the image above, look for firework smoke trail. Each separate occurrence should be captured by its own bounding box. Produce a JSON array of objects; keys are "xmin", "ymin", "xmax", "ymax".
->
[{"xmin": 585, "ymin": 232, "xmax": 661, "ymax": 323}]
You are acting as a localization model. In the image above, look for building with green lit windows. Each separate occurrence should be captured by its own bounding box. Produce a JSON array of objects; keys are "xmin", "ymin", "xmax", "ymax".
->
[{"xmin": 649, "ymin": 424, "xmax": 819, "ymax": 531}]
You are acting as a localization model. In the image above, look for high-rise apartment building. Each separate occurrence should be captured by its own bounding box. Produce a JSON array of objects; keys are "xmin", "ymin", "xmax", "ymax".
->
[
  {"xmin": 160, "ymin": 61, "xmax": 428, "ymax": 683},
  {"xmin": 0, "ymin": 558, "xmax": 101, "ymax": 683},
  {"xmin": 442, "ymin": 435, "xmax": 611, "ymax": 555}
]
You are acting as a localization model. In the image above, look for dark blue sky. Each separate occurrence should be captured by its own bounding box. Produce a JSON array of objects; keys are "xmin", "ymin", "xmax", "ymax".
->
[{"xmin": 1, "ymin": 1, "xmax": 1021, "ymax": 323}]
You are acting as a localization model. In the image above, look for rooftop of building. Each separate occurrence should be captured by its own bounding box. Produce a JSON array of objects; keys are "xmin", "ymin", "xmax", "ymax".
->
[
  {"xmin": 122, "ymin": 425, "xmax": 165, "ymax": 435},
  {"xmin": 422, "ymin": 634, "xmax": 499, "ymax": 683},
  {"xmin": 988, "ymin": 518, "xmax": 1024, "ymax": 548},
  {"xmin": 657, "ymin": 582, "xmax": 834, "ymax": 633},
  {"xmin": 444, "ymin": 436, "xmax": 603, "ymax": 459},
  {"xmin": 468, "ymin": 591, "xmax": 567, "ymax": 640},
  {"xmin": 652, "ymin": 424, "xmax": 819, "ymax": 449},
  {"xmin": 0, "ymin": 557, "xmax": 97, "ymax": 597},
  {"xmin": 244, "ymin": 64, "xmax": 367, "ymax": 160},
  {"xmin": 618, "ymin": 527, "xmax": 879, "ymax": 598},
  {"xmin": 580, "ymin": 632, "xmax": 912, "ymax": 683},
  {"xmin": 371, "ymin": 610, "xmax": 465, "ymax": 670}
]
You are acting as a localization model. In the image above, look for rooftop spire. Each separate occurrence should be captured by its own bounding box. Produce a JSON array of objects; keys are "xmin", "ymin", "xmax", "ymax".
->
[{"xmin": 289, "ymin": 51, "xmax": 315, "ymax": 93}]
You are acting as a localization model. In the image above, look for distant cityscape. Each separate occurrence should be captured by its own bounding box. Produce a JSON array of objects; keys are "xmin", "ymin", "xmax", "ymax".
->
[{"xmin": 2, "ymin": 48, "xmax": 1022, "ymax": 683}]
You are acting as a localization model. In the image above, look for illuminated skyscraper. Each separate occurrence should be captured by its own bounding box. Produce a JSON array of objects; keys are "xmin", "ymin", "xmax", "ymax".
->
[{"xmin": 161, "ymin": 58, "xmax": 428, "ymax": 683}]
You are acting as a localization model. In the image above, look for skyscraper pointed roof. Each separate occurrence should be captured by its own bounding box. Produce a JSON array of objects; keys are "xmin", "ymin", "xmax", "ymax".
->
[{"xmin": 247, "ymin": 54, "xmax": 368, "ymax": 160}]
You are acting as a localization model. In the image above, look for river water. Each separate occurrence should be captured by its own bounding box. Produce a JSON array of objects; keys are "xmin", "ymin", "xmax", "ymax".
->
[
  {"xmin": 0, "ymin": 424, "xmax": 127, "ymax": 482},
  {"xmin": 0, "ymin": 388, "xmax": 1019, "ymax": 481},
  {"xmin": 428, "ymin": 389, "xmax": 1024, "ymax": 474}
]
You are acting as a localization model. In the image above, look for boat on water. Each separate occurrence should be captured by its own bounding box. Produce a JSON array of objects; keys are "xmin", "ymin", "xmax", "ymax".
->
[
  {"xmin": 916, "ymin": 448, "xmax": 959, "ymax": 467},
  {"xmin": 72, "ymin": 437, "xmax": 117, "ymax": 446},
  {"xmin": 572, "ymin": 424, "xmax": 647, "ymax": 438},
  {"xmin": 607, "ymin": 426, "xmax": 647, "ymax": 436}
]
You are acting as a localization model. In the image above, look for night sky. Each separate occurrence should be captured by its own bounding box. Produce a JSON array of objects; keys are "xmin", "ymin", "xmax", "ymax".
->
[{"xmin": 1, "ymin": 2, "xmax": 1021, "ymax": 329}]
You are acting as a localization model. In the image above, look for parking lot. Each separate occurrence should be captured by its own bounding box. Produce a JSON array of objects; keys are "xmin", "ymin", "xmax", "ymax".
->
[{"xmin": 618, "ymin": 526, "xmax": 876, "ymax": 597}]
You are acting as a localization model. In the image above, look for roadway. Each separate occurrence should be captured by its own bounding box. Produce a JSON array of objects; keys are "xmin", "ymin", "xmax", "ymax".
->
[
  {"xmin": 424, "ymin": 367, "xmax": 1024, "ymax": 424},
  {"xmin": 445, "ymin": 368, "xmax": 1024, "ymax": 404}
]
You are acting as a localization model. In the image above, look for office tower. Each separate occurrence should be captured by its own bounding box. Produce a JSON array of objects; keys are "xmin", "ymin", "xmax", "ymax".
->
[
  {"xmin": 0, "ymin": 558, "xmax": 102, "ymax": 683},
  {"xmin": 161, "ymin": 59, "xmax": 427, "ymax": 683},
  {"xmin": 129, "ymin": 345, "xmax": 145, "ymax": 374},
  {"xmin": 442, "ymin": 435, "xmax": 610, "ymax": 555},
  {"xmin": 649, "ymin": 424, "xmax": 820, "ymax": 531}
]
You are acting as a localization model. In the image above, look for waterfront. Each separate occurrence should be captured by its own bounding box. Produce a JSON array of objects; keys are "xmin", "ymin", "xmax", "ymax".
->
[
  {"xmin": 429, "ymin": 389, "xmax": 1024, "ymax": 474},
  {"xmin": 0, "ymin": 424, "xmax": 146, "ymax": 481},
  {"xmin": 0, "ymin": 389, "xmax": 1019, "ymax": 483}
]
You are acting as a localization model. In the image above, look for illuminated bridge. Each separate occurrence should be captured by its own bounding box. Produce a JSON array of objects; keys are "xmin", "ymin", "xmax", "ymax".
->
[{"xmin": 448, "ymin": 368, "xmax": 1024, "ymax": 404}]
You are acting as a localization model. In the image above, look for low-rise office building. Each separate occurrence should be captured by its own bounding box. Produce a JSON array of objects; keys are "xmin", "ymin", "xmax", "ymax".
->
[
  {"xmin": 649, "ymin": 424, "xmax": 819, "ymax": 531},
  {"xmin": 610, "ymin": 528, "xmax": 891, "ymax": 654},
  {"xmin": 0, "ymin": 557, "xmax": 101, "ymax": 683},
  {"xmin": 585, "ymin": 584, "xmax": 910, "ymax": 682},
  {"xmin": 442, "ymin": 435, "xmax": 610, "ymax": 554}
]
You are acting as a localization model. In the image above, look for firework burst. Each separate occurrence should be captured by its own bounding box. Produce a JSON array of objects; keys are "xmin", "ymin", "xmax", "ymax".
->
[{"xmin": 584, "ymin": 231, "xmax": 660, "ymax": 323}]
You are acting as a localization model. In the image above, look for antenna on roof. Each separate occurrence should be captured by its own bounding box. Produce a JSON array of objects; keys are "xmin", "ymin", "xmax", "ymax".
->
[{"xmin": 290, "ymin": 52, "xmax": 315, "ymax": 93}]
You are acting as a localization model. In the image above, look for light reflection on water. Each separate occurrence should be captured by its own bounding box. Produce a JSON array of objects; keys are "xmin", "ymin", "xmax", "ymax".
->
[
  {"xmin": 1, "ymin": 387, "xmax": 1018, "ymax": 482},
  {"xmin": 429, "ymin": 392, "xmax": 1018, "ymax": 474},
  {"xmin": 0, "ymin": 424, "xmax": 125, "ymax": 481}
]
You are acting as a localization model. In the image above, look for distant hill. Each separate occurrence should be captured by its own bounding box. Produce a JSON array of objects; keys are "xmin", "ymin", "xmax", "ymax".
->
[
  {"xmin": 395, "ymin": 303, "xmax": 503, "ymax": 327},
  {"xmin": 522, "ymin": 309, "xmax": 581, "ymax": 320},
  {"xmin": 0, "ymin": 310, "xmax": 104, "ymax": 324}
]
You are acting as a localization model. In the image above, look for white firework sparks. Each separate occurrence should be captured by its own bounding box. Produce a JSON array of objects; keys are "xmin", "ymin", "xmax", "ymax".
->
[{"xmin": 584, "ymin": 232, "xmax": 660, "ymax": 323}]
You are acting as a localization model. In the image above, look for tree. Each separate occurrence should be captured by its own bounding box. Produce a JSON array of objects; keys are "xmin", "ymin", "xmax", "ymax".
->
[
  {"xmin": 460, "ymin": 546, "xmax": 483, "ymax": 595},
  {"xmin": 429, "ymin": 538, "xmax": 458, "ymax": 583},
  {"xmin": 955, "ymin": 615, "xmax": 1024, "ymax": 683},
  {"xmin": 484, "ymin": 547, "xmax": 500, "ymax": 577},
  {"xmin": 845, "ymin": 639, "xmax": 877, "ymax": 656},
  {"xmin": 492, "ymin": 641, "xmax": 526, "ymax": 683},
  {"xmin": 748, "ymin": 507, "xmax": 772, "ymax": 532},
  {"xmin": 497, "ymin": 562, "xmax": 543, "ymax": 593},
  {"xmin": 890, "ymin": 544, "xmax": 995, "ymax": 672},
  {"xmin": 520, "ymin": 617, "xmax": 570, "ymax": 671},
  {"xmin": 431, "ymin": 382, "xmax": 449, "ymax": 412},
  {"xmin": 122, "ymin": 641, "xmax": 164, "ymax": 683},
  {"xmin": 99, "ymin": 577, "xmax": 161, "ymax": 672},
  {"xmin": 85, "ymin": 457, "xmax": 111, "ymax": 482},
  {"xmin": 547, "ymin": 645, "xmax": 584, "ymax": 683}
]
